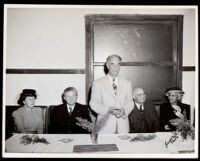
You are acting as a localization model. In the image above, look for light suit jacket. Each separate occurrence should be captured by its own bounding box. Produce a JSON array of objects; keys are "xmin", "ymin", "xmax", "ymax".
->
[{"xmin": 89, "ymin": 75, "xmax": 134, "ymax": 133}]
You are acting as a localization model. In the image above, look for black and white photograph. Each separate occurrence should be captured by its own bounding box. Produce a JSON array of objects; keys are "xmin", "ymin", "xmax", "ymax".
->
[{"xmin": 2, "ymin": 4, "xmax": 198, "ymax": 158}]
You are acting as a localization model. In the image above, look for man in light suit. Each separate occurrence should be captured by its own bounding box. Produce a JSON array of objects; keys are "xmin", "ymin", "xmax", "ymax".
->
[
  {"xmin": 89, "ymin": 54, "xmax": 134, "ymax": 133},
  {"xmin": 129, "ymin": 87, "xmax": 159, "ymax": 133}
]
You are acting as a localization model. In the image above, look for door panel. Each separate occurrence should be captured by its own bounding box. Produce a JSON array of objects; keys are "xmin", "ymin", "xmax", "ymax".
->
[{"xmin": 86, "ymin": 14, "xmax": 183, "ymax": 104}]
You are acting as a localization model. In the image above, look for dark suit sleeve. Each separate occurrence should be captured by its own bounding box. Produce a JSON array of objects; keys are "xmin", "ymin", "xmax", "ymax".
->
[
  {"xmin": 147, "ymin": 103, "xmax": 159, "ymax": 132},
  {"xmin": 184, "ymin": 104, "xmax": 191, "ymax": 120},
  {"xmin": 51, "ymin": 106, "xmax": 62, "ymax": 134},
  {"xmin": 50, "ymin": 107, "xmax": 58, "ymax": 134},
  {"xmin": 159, "ymin": 104, "xmax": 168, "ymax": 131},
  {"xmin": 83, "ymin": 106, "xmax": 92, "ymax": 122},
  {"xmin": 186, "ymin": 104, "xmax": 191, "ymax": 120}
]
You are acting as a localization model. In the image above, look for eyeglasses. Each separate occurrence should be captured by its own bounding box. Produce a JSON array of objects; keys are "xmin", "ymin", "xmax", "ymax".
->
[
  {"xmin": 137, "ymin": 93, "xmax": 146, "ymax": 97},
  {"xmin": 167, "ymin": 94, "xmax": 176, "ymax": 97}
]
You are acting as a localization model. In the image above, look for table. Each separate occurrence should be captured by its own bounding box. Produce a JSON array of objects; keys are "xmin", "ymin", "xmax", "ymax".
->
[{"xmin": 4, "ymin": 132, "xmax": 195, "ymax": 157}]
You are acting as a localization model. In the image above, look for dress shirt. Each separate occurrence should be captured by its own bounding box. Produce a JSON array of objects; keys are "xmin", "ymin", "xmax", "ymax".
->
[
  {"xmin": 135, "ymin": 102, "xmax": 144, "ymax": 110},
  {"xmin": 67, "ymin": 104, "xmax": 75, "ymax": 114},
  {"xmin": 107, "ymin": 74, "xmax": 118, "ymax": 86}
]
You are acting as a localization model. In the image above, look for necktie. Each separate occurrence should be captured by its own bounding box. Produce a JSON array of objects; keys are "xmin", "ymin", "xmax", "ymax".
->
[
  {"xmin": 112, "ymin": 79, "xmax": 117, "ymax": 95},
  {"xmin": 112, "ymin": 78, "xmax": 118, "ymax": 133},
  {"xmin": 139, "ymin": 105, "xmax": 143, "ymax": 112},
  {"xmin": 69, "ymin": 107, "xmax": 72, "ymax": 115}
]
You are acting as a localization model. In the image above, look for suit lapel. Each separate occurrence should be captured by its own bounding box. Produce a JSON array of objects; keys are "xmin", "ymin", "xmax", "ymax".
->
[
  {"xmin": 134, "ymin": 103, "xmax": 140, "ymax": 114},
  {"xmin": 72, "ymin": 103, "xmax": 79, "ymax": 116},
  {"xmin": 104, "ymin": 75, "xmax": 116, "ymax": 97},
  {"xmin": 143, "ymin": 102, "xmax": 146, "ymax": 111},
  {"xmin": 63, "ymin": 104, "xmax": 71, "ymax": 116},
  {"xmin": 64, "ymin": 103, "xmax": 76, "ymax": 117},
  {"xmin": 117, "ymin": 77, "xmax": 123, "ymax": 97},
  {"xmin": 131, "ymin": 103, "xmax": 141, "ymax": 120}
]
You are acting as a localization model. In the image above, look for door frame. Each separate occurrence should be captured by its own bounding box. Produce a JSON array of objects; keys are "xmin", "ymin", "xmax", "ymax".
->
[{"xmin": 85, "ymin": 14, "xmax": 183, "ymax": 104}]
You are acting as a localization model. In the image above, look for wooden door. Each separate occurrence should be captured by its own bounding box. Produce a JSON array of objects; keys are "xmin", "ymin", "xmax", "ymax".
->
[{"xmin": 85, "ymin": 14, "xmax": 183, "ymax": 105}]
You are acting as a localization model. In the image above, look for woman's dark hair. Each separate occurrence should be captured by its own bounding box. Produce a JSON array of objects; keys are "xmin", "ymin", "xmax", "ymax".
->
[{"xmin": 17, "ymin": 89, "xmax": 37, "ymax": 106}]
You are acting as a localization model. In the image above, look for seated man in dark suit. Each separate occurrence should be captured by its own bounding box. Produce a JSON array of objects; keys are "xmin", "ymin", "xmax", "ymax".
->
[
  {"xmin": 51, "ymin": 87, "xmax": 91, "ymax": 134},
  {"xmin": 160, "ymin": 87, "xmax": 190, "ymax": 131},
  {"xmin": 129, "ymin": 87, "xmax": 159, "ymax": 133}
]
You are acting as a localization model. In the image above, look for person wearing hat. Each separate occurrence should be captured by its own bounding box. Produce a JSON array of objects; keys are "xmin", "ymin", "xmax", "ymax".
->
[
  {"xmin": 12, "ymin": 89, "xmax": 44, "ymax": 134},
  {"xmin": 160, "ymin": 87, "xmax": 190, "ymax": 131}
]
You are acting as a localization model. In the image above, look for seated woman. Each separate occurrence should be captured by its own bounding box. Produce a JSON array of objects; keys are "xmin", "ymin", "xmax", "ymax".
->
[
  {"xmin": 160, "ymin": 87, "xmax": 190, "ymax": 131},
  {"xmin": 12, "ymin": 89, "xmax": 44, "ymax": 134}
]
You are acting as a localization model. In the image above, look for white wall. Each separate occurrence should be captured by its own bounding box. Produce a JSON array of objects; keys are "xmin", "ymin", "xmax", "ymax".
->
[
  {"xmin": 5, "ymin": 74, "xmax": 86, "ymax": 105},
  {"xmin": 4, "ymin": 6, "xmax": 197, "ymax": 111},
  {"xmin": 6, "ymin": 8, "xmax": 85, "ymax": 69},
  {"xmin": 182, "ymin": 72, "xmax": 196, "ymax": 124}
]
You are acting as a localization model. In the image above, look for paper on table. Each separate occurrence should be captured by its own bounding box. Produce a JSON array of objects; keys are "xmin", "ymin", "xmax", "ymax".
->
[
  {"xmin": 57, "ymin": 138, "xmax": 73, "ymax": 143},
  {"xmin": 178, "ymin": 149, "xmax": 195, "ymax": 153},
  {"xmin": 73, "ymin": 144, "xmax": 119, "ymax": 153},
  {"xmin": 118, "ymin": 135, "xmax": 132, "ymax": 140}
]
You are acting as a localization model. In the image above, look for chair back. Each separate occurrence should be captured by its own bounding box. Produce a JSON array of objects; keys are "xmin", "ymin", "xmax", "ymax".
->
[
  {"xmin": 5, "ymin": 106, "xmax": 20, "ymax": 139},
  {"xmin": 40, "ymin": 106, "xmax": 48, "ymax": 134},
  {"xmin": 47, "ymin": 105, "xmax": 58, "ymax": 133},
  {"xmin": 154, "ymin": 104, "xmax": 160, "ymax": 118}
]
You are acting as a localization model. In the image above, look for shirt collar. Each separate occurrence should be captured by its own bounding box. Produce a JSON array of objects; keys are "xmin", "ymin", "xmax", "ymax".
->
[
  {"xmin": 24, "ymin": 106, "xmax": 32, "ymax": 112},
  {"xmin": 107, "ymin": 74, "xmax": 118, "ymax": 84},
  {"xmin": 135, "ymin": 102, "xmax": 143, "ymax": 110},
  {"xmin": 67, "ymin": 104, "xmax": 75, "ymax": 111}
]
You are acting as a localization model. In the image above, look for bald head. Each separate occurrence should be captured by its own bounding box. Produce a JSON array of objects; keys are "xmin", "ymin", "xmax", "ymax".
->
[
  {"xmin": 133, "ymin": 87, "xmax": 146, "ymax": 104},
  {"xmin": 106, "ymin": 54, "xmax": 122, "ymax": 63},
  {"xmin": 106, "ymin": 54, "xmax": 122, "ymax": 79}
]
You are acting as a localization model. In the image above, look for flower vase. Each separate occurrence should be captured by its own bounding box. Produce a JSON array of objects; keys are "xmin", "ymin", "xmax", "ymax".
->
[
  {"xmin": 181, "ymin": 131, "xmax": 188, "ymax": 141},
  {"xmin": 191, "ymin": 132, "xmax": 195, "ymax": 140},
  {"xmin": 90, "ymin": 132, "xmax": 98, "ymax": 144}
]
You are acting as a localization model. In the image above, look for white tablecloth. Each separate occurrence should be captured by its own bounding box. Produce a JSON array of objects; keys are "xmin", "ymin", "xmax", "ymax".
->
[{"xmin": 5, "ymin": 132, "xmax": 195, "ymax": 154}]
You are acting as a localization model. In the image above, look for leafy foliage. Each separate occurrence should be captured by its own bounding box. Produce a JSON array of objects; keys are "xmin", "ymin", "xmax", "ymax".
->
[
  {"xmin": 130, "ymin": 134, "xmax": 157, "ymax": 142},
  {"xmin": 76, "ymin": 113, "xmax": 110, "ymax": 134},
  {"xmin": 20, "ymin": 134, "xmax": 50, "ymax": 145},
  {"xmin": 169, "ymin": 110, "xmax": 192, "ymax": 134},
  {"xmin": 165, "ymin": 110, "xmax": 194, "ymax": 148}
]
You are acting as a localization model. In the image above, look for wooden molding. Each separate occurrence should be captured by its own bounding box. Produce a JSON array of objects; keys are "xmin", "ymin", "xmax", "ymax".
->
[
  {"xmin": 6, "ymin": 69, "xmax": 85, "ymax": 74},
  {"xmin": 182, "ymin": 66, "xmax": 195, "ymax": 71}
]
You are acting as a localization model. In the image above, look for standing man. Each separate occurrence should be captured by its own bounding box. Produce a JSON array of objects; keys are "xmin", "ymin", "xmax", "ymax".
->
[
  {"xmin": 51, "ymin": 87, "xmax": 91, "ymax": 134},
  {"xmin": 129, "ymin": 87, "xmax": 159, "ymax": 133},
  {"xmin": 89, "ymin": 54, "xmax": 134, "ymax": 133}
]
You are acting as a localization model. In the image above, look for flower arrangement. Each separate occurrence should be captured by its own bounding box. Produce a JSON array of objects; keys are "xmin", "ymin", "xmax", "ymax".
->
[
  {"xmin": 130, "ymin": 134, "xmax": 157, "ymax": 142},
  {"xmin": 165, "ymin": 110, "xmax": 194, "ymax": 147},
  {"xmin": 20, "ymin": 134, "xmax": 50, "ymax": 145},
  {"xmin": 76, "ymin": 112, "xmax": 110, "ymax": 134},
  {"xmin": 169, "ymin": 110, "xmax": 193, "ymax": 138},
  {"xmin": 165, "ymin": 131, "xmax": 179, "ymax": 148}
]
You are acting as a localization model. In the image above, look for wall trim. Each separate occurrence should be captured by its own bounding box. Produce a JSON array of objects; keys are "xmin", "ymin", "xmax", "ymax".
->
[
  {"xmin": 6, "ymin": 69, "xmax": 85, "ymax": 74},
  {"xmin": 6, "ymin": 66, "xmax": 195, "ymax": 74},
  {"xmin": 182, "ymin": 66, "xmax": 195, "ymax": 71}
]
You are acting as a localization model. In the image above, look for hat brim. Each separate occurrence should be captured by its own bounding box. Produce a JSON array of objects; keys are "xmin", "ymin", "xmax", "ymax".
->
[{"xmin": 165, "ymin": 90, "xmax": 184, "ymax": 96}]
